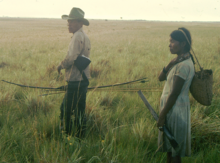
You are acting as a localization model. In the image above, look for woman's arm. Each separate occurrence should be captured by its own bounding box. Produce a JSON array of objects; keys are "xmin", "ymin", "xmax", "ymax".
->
[
  {"xmin": 158, "ymin": 64, "xmax": 173, "ymax": 81},
  {"xmin": 158, "ymin": 57, "xmax": 178, "ymax": 81},
  {"xmin": 157, "ymin": 75, "xmax": 185, "ymax": 128},
  {"xmin": 158, "ymin": 55, "xmax": 188, "ymax": 81}
]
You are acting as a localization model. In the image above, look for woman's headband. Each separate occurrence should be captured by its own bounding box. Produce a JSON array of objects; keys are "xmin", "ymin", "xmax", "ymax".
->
[{"xmin": 178, "ymin": 28, "xmax": 191, "ymax": 46}]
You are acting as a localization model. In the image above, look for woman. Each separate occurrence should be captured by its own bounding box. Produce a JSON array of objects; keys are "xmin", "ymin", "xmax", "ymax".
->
[{"xmin": 157, "ymin": 27, "xmax": 195, "ymax": 163}]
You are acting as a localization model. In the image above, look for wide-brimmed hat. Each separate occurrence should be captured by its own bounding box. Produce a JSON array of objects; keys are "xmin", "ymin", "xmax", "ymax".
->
[{"xmin": 62, "ymin": 7, "xmax": 89, "ymax": 26}]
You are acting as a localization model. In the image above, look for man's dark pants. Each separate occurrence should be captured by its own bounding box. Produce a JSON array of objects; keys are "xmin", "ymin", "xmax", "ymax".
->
[{"xmin": 60, "ymin": 80, "xmax": 89, "ymax": 136}]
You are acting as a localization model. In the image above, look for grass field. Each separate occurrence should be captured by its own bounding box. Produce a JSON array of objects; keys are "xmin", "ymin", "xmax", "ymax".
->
[{"xmin": 0, "ymin": 18, "xmax": 220, "ymax": 163}]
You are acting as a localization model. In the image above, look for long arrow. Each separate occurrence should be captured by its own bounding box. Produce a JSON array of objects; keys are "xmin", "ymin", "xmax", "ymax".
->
[
  {"xmin": 87, "ymin": 78, "xmax": 148, "ymax": 90},
  {"xmin": 137, "ymin": 90, "xmax": 179, "ymax": 151}
]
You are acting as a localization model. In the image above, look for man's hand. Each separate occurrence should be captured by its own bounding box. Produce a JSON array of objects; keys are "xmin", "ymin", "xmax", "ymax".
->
[{"xmin": 57, "ymin": 65, "xmax": 62, "ymax": 75}]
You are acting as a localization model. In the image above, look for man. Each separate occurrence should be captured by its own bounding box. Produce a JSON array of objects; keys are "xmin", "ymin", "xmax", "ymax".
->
[{"xmin": 57, "ymin": 7, "xmax": 91, "ymax": 137}]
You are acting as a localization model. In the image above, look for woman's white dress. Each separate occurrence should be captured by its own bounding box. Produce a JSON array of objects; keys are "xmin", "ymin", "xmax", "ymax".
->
[{"xmin": 158, "ymin": 58, "xmax": 195, "ymax": 157}]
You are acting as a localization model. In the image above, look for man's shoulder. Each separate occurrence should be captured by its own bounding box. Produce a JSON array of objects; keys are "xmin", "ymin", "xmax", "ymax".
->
[
  {"xmin": 72, "ymin": 28, "xmax": 90, "ymax": 45},
  {"xmin": 73, "ymin": 29, "xmax": 84, "ymax": 41}
]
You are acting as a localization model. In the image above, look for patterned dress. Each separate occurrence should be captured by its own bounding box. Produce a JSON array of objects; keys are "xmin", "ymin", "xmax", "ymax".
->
[{"xmin": 158, "ymin": 58, "xmax": 194, "ymax": 157}]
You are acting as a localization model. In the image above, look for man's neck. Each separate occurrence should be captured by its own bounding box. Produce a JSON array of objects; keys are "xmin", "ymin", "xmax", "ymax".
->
[{"xmin": 73, "ymin": 26, "xmax": 83, "ymax": 34}]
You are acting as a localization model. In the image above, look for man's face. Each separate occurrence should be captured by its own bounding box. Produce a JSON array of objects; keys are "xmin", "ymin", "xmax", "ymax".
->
[{"xmin": 67, "ymin": 20, "xmax": 81, "ymax": 33}]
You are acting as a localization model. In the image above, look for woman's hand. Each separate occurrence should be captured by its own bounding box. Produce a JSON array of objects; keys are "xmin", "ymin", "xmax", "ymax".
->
[{"xmin": 157, "ymin": 116, "xmax": 165, "ymax": 131}]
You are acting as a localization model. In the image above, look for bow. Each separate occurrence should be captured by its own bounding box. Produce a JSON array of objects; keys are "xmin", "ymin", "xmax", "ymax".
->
[{"xmin": 1, "ymin": 77, "xmax": 148, "ymax": 92}]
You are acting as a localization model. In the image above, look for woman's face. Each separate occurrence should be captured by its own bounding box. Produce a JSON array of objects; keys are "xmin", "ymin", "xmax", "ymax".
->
[{"xmin": 169, "ymin": 37, "xmax": 184, "ymax": 54}]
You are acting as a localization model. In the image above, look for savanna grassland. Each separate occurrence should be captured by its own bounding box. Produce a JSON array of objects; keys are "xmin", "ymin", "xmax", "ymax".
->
[{"xmin": 0, "ymin": 18, "xmax": 220, "ymax": 163}]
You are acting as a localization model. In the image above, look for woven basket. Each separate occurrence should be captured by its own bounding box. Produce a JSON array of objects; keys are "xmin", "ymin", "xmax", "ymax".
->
[
  {"xmin": 178, "ymin": 29, "xmax": 214, "ymax": 106},
  {"xmin": 190, "ymin": 69, "xmax": 213, "ymax": 106}
]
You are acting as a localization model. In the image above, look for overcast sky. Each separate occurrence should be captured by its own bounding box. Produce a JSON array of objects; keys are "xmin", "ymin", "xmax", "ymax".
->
[{"xmin": 0, "ymin": 0, "xmax": 219, "ymax": 21}]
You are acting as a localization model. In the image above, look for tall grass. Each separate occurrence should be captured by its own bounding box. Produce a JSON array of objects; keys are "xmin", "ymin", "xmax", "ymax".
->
[{"xmin": 0, "ymin": 18, "xmax": 220, "ymax": 162}]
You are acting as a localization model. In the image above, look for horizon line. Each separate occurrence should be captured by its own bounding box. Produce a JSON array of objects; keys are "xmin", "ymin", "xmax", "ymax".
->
[{"xmin": 0, "ymin": 16, "xmax": 220, "ymax": 23}]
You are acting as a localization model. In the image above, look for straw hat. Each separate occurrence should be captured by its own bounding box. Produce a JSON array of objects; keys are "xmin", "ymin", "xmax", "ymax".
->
[{"xmin": 62, "ymin": 7, "xmax": 89, "ymax": 26}]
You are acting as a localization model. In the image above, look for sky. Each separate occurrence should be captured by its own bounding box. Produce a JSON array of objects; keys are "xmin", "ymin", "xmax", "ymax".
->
[{"xmin": 0, "ymin": 0, "xmax": 219, "ymax": 21}]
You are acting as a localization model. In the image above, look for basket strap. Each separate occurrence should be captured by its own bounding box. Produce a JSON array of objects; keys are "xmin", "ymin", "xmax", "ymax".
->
[{"xmin": 178, "ymin": 29, "xmax": 203, "ymax": 71}]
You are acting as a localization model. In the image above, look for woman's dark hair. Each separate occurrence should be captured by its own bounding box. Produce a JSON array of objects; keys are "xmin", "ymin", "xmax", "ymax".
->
[{"xmin": 170, "ymin": 27, "xmax": 195, "ymax": 64}]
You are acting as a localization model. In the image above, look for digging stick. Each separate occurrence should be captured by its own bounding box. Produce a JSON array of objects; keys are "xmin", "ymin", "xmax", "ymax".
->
[{"xmin": 137, "ymin": 90, "xmax": 179, "ymax": 151}]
